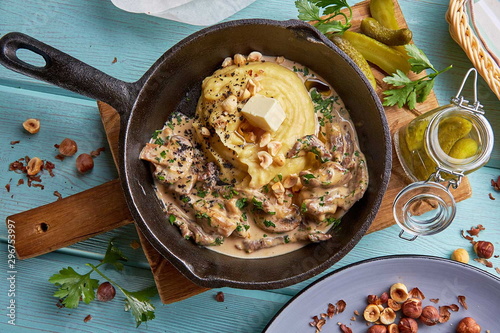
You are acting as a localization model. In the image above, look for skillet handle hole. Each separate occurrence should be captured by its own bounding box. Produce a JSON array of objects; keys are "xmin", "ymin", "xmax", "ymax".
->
[{"xmin": 15, "ymin": 47, "xmax": 48, "ymax": 69}]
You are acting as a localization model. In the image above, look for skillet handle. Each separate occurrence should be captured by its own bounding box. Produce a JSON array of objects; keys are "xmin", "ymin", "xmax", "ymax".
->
[{"xmin": 0, "ymin": 32, "xmax": 139, "ymax": 115}]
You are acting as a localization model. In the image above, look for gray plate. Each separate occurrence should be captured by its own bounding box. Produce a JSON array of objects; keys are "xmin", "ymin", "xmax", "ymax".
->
[{"xmin": 264, "ymin": 255, "xmax": 500, "ymax": 332}]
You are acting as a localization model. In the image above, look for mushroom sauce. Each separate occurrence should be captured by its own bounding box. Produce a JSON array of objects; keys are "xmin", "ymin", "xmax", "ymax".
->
[{"xmin": 140, "ymin": 53, "xmax": 368, "ymax": 258}]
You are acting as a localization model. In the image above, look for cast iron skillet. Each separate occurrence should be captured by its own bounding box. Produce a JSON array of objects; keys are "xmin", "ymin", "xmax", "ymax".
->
[{"xmin": 0, "ymin": 19, "xmax": 391, "ymax": 289}]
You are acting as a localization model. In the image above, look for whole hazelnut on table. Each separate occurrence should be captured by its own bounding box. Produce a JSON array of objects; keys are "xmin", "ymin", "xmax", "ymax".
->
[
  {"xmin": 401, "ymin": 298, "xmax": 422, "ymax": 319},
  {"xmin": 58, "ymin": 138, "xmax": 78, "ymax": 156},
  {"xmin": 97, "ymin": 282, "xmax": 116, "ymax": 302},
  {"xmin": 368, "ymin": 324, "xmax": 387, "ymax": 333},
  {"xmin": 419, "ymin": 305, "xmax": 440, "ymax": 326},
  {"xmin": 23, "ymin": 118, "xmax": 40, "ymax": 134},
  {"xmin": 456, "ymin": 317, "xmax": 481, "ymax": 333},
  {"xmin": 398, "ymin": 317, "xmax": 418, "ymax": 333},
  {"xmin": 473, "ymin": 241, "xmax": 494, "ymax": 259},
  {"xmin": 451, "ymin": 248, "xmax": 469, "ymax": 263},
  {"xmin": 76, "ymin": 153, "xmax": 94, "ymax": 173}
]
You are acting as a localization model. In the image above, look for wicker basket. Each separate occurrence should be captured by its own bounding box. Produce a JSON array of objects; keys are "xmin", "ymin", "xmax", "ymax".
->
[{"xmin": 446, "ymin": 0, "xmax": 500, "ymax": 99}]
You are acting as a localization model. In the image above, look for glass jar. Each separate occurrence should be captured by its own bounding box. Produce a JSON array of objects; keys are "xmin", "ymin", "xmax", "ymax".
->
[{"xmin": 393, "ymin": 68, "xmax": 494, "ymax": 240}]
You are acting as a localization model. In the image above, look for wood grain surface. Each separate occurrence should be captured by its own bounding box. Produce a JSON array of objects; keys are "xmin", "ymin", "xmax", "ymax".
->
[
  {"xmin": 5, "ymin": 0, "xmax": 475, "ymax": 303},
  {"xmin": 1, "ymin": 0, "xmax": 499, "ymax": 332}
]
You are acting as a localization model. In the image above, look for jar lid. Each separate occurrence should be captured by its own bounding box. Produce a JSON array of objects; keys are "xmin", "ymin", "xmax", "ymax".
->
[{"xmin": 393, "ymin": 181, "xmax": 456, "ymax": 240}]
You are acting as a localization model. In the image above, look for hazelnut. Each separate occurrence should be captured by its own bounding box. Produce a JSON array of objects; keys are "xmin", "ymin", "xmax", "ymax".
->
[
  {"xmin": 368, "ymin": 324, "xmax": 387, "ymax": 333},
  {"xmin": 387, "ymin": 323, "xmax": 399, "ymax": 333},
  {"xmin": 76, "ymin": 153, "xmax": 94, "ymax": 173},
  {"xmin": 267, "ymin": 141, "xmax": 282, "ymax": 156},
  {"xmin": 215, "ymin": 291, "xmax": 225, "ymax": 302},
  {"xmin": 380, "ymin": 307, "xmax": 396, "ymax": 325},
  {"xmin": 23, "ymin": 118, "xmax": 40, "ymax": 134},
  {"xmin": 363, "ymin": 304, "xmax": 380, "ymax": 322},
  {"xmin": 221, "ymin": 95, "xmax": 238, "ymax": 113},
  {"xmin": 273, "ymin": 154, "xmax": 286, "ymax": 166},
  {"xmin": 233, "ymin": 53, "xmax": 246, "ymax": 66},
  {"xmin": 367, "ymin": 294, "xmax": 379, "ymax": 304},
  {"xmin": 451, "ymin": 248, "xmax": 470, "ymax": 263},
  {"xmin": 221, "ymin": 57, "xmax": 233, "ymax": 68},
  {"xmin": 27, "ymin": 157, "xmax": 43, "ymax": 176},
  {"xmin": 473, "ymin": 241, "xmax": 494, "ymax": 259},
  {"xmin": 456, "ymin": 317, "xmax": 481, "ymax": 333},
  {"xmin": 259, "ymin": 132, "xmax": 272, "ymax": 147},
  {"xmin": 96, "ymin": 282, "xmax": 115, "ymax": 302},
  {"xmin": 257, "ymin": 151, "xmax": 273, "ymax": 169},
  {"xmin": 390, "ymin": 283, "xmax": 409, "ymax": 303},
  {"xmin": 58, "ymin": 138, "xmax": 78, "ymax": 156},
  {"xmin": 401, "ymin": 298, "xmax": 422, "ymax": 319},
  {"xmin": 247, "ymin": 51, "xmax": 263, "ymax": 62},
  {"xmin": 398, "ymin": 317, "xmax": 418, "ymax": 333},
  {"xmin": 379, "ymin": 292, "xmax": 389, "ymax": 304},
  {"xmin": 419, "ymin": 305, "xmax": 439, "ymax": 326}
]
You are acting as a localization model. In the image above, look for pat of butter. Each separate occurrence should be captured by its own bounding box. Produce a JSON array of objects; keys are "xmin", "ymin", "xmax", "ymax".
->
[{"xmin": 241, "ymin": 95, "xmax": 286, "ymax": 133}]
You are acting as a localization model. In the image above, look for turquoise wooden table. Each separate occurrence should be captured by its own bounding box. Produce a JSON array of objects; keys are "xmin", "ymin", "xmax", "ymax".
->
[{"xmin": 1, "ymin": 0, "xmax": 499, "ymax": 332}]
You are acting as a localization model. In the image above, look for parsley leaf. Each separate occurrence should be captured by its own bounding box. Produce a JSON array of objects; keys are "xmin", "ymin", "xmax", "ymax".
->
[
  {"xmin": 382, "ymin": 45, "xmax": 452, "ymax": 109},
  {"xmin": 121, "ymin": 286, "xmax": 157, "ymax": 327},
  {"xmin": 49, "ymin": 267, "xmax": 99, "ymax": 308},
  {"xmin": 295, "ymin": 0, "xmax": 352, "ymax": 34},
  {"xmin": 49, "ymin": 240, "xmax": 157, "ymax": 327},
  {"xmin": 101, "ymin": 239, "xmax": 128, "ymax": 271}
]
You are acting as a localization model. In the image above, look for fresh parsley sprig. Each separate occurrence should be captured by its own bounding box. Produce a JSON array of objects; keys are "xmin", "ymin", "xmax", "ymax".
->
[
  {"xmin": 49, "ymin": 239, "xmax": 157, "ymax": 327},
  {"xmin": 295, "ymin": 0, "xmax": 352, "ymax": 34},
  {"xmin": 382, "ymin": 44, "xmax": 452, "ymax": 109}
]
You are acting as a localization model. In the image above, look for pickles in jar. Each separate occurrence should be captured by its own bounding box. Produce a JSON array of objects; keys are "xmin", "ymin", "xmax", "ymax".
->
[{"xmin": 398, "ymin": 112, "xmax": 480, "ymax": 181}]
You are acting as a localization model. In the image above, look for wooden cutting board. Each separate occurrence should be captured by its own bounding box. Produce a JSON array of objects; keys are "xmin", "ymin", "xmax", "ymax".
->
[{"xmin": 7, "ymin": 0, "xmax": 471, "ymax": 304}]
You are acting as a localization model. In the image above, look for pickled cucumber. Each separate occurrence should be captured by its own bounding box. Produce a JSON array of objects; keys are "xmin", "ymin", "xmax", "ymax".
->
[
  {"xmin": 448, "ymin": 137, "xmax": 479, "ymax": 159},
  {"xmin": 369, "ymin": 0, "xmax": 400, "ymax": 30},
  {"xmin": 361, "ymin": 18, "xmax": 412, "ymax": 46},
  {"xmin": 405, "ymin": 118, "xmax": 430, "ymax": 151},
  {"xmin": 438, "ymin": 116, "xmax": 473, "ymax": 154},
  {"xmin": 329, "ymin": 34, "xmax": 377, "ymax": 89},
  {"xmin": 342, "ymin": 31, "xmax": 411, "ymax": 75}
]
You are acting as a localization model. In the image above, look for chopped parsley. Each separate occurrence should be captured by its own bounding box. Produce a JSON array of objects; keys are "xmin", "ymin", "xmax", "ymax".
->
[
  {"xmin": 263, "ymin": 220, "xmax": 276, "ymax": 228},
  {"xmin": 236, "ymin": 198, "xmax": 248, "ymax": 209}
]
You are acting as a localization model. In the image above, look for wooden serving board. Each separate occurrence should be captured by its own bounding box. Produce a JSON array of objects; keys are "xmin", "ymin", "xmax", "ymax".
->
[{"xmin": 7, "ymin": 0, "xmax": 471, "ymax": 304}]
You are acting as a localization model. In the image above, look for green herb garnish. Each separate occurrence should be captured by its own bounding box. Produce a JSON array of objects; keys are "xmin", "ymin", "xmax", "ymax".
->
[
  {"xmin": 382, "ymin": 45, "xmax": 452, "ymax": 110},
  {"xmin": 295, "ymin": 0, "xmax": 352, "ymax": 34},
  {"xmin": 49, "ymin": 240, "xmax": 157, "ymax": 327}
]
